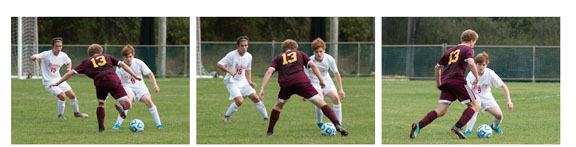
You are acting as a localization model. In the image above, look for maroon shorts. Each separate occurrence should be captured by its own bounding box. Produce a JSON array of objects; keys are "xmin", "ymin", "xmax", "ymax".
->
[
  {"xmin": 277, "ymin": 82, "xmax": 319, "ymax": 103},
  {"xmin": 95, "ymin": 80, "xmax": 128, "ymax": 102},
  {"xmin": 438, "ymin": 83, "xmax": 477, "ymax": 103}
]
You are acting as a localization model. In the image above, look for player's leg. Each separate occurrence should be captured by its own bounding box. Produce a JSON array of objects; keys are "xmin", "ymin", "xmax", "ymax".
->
[
  {"xmin": 109, "ymin": 82, "xmax": 132, "ymax": 119},
  {"xmin": 113, "ymin": 90, "xmax": 134, "ymax": 130},
  {"xmin": 141, "ymin": 94, "xmax": 163, "ymax": 129},
  {"xmin": 325, "ymin": 90, "xmax": 342, "ymax": 125},
  {"xmin": 55, "ymin": 92, "xmax": 67, "ymax": 120},
  {"xmin": 309, "ymin": 97, "xmax": 348, "ymax": 136},
  {"xmin": 64, "ymin": 89, "xmax": 88, "ymax": 118},
  {"xmin": 223, "ymin": 85, "xmax": 243, "ymax": 122},
  {"xmin": 451, "ymin": 85, "xmax": 481, "ymax": 139},
  {"xmin": 486, "ymin": 105, "xmax": 504, "ymax": 133},
  {"xmin": 247, "ymin": 93, "xmax": 269, "ymax": 120},
  {"xmin": 464, "ymin": 112, "xmax": 479, "ymax": 135},
  {"xmin": 267, "ymin": 101, "xmax": 286, "ymax": 136},
  {"xmin": 411, "ymin": 92, "xmax": 451, "ymax": 139},
  {"xmin": 97, "ymin": 102, "xmax": 106, "ymax": 132},
  {"xmin": 313, "ymin": 87, "xmax": 324, "ymax": 127}
]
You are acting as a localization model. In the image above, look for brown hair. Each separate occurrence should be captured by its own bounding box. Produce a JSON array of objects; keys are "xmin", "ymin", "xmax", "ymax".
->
[
  {"xmin": 121, "ymin": 44, "xmax": 135, "ymax": 57},
  {"xmin": 460, "ymin": 29, "xmax": 479, "ymax": 43},
  {"xmin": 87, "ymin": 44, "xmax": 103, "ymax": 56},
  {"xmin": 236, "ymin": 36, "xmax": 249, "ymax": 46},
  {"xmin": 311, "ymin": 37, "xmax": 326, "ymax": 51},
  {"xmin": 51, "ymin": 37, "xmax": 63, "ymax": 47},
  {"xmin": 475, "ymin": 51, "xmax": 489, "ymax": 64},
  {"xmin": 281, "ymin": 39, "xmax": 298, "ymax": 51}
]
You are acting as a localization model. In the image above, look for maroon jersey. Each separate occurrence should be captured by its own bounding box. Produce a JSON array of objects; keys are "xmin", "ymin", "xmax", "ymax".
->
[
  {"xmin": 73, "ymin": 54, "xmax": 123, "ymax": 86},
  {"xmin": 269, "ymin": 50, "xmax": 312, "ymax": 87},
  {"xmin": 437, "ymin": 45, "xmax": 474, "ymax": 85}
]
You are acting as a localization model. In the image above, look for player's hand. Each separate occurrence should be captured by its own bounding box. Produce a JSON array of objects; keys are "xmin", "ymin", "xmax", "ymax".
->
[
  {"xmin": 229, "ymin": 71, "xmax": 237, "ymax": 77},
  {"xmin": 154, "ymin": 85, "xmax": 160, "ymax": 93},
  {"xmin": 49, "ymin": 83, "xmax": 58, "ymax": 88},
  {"xmin": 340, "ymin": 90, "xmax": 346, "ymax": 99},
  {"xmin": 507, "ymin": 101, "xmax": 514, "ymax": 111},
  {"xmin": 259, "ymin": 90, "xmax": 265, "ymax": 100},
  {"xmin": 320, "ymin": 81, "xmax": 326, "ymax": 88},
  {"xmin": 471, "ymin": 79, "xmax": 479, "ymax": 87},
  {"xmin": 37, "ymin": 57, "xmax": 43, "ymax": 62},
  {"xmin": 134, "ymin": 76, "xmax": 142, "ymax": 81},
  {"xmin": 249, "ymin": 81, "xmax": 257, "ymax": 88}
]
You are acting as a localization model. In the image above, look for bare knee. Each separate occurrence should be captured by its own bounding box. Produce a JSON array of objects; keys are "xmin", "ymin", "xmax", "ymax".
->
[
  {"xmin": 273, "ymin": 102, "xmax": 284, "ymax": 111},
  {"xmin": 65, "ymin": 90, "xmax": 76, "ymax": 99},
  {"xmin": 494, "ymin": 113, "xmax": 503, "ymax": 120},
  {"xmin": 234, "ymin": 97, "xmax": 244, "ymax": 106},
  {"xmin": 56, "ymin": 93, "xmax": 66, "ymax": 101}
]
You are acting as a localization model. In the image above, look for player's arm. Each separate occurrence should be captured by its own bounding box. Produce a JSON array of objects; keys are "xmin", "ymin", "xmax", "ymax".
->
[
  {"xmin": 501, "ymin": 83, "xmax": 513, "ymax": 111},
  {"xmin": 468, "ymin": 59, "xmax": 480, "ymax": 86},
  {"xmin": 217, "ymin": 64, "xmax": 237, "ymax": 77},
  {"xmin": 309, "ymin": 62, "xmax": 325, "ymax": 88},
  {"xmin": 49, "ymin": 70, "xmax": 75, "ymax": 88},
  {"xmin": 30, "ymin": 54, "xmax": 42, "ymax": 62},
  {"xmin": 334, "ymin": 72, "xmax": 345, "ymax": 99},
  {"xmin": 434, "ymin": 64, "xmax": 443, "ymax": 89},
  {"xmin": 66, "ymin": 61, "xmax": 72, "ymax": 73},
  {"xmin": 148, "ymin": 72, "xmax": 160, "ymax": 93},
  {"xmin": 118, "ymin": 62, "xmax": 142, "ymax": 81},
  {"xmin": 245, "ymin": 70, "xmax": 256, "ymax": 88},
  {"xmin": 259, "ymin": 68, "xmax": 275, "ymax": 100}
]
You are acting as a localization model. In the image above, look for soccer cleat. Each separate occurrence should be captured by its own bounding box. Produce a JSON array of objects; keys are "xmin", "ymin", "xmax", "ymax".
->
[
  {"xmin": 157, "ymin": 124, "xmax": 164, "ymax": 129},
  {"xmin": 451, "ymin": 126, "xmax": 467, "ymax": 139},
  {"xmin": 74, "ymin": 112, "xmax": 89, "ymax": 118},
  {"xmin": 266, "ymin": 132, "xmax": 273, "ymax": 136},
  {"xmin": 58, "ymin": 114, "xmax": 66, "ymax": 120},
  {"xmin": 264, "ymin": 117, "xmax": 269, "ymax": 121},
  {"xmin": 114, "ymin": 104, "xmax": 126, "ymax": 119},
  {"xmin": 491, "ymin": 123, "xmax": 503, "ymax": 134},
  {"xmin": 410, "ymin": 122, "xmax": 420, "ymax": 139},
  {"xmin": 99, "ymin": 128, "xmax": 105, "ymax": 133},
  {"xmin": 112, "ymin": 124, "xmax": 121, "ymax": 130},
  {"xmin": 464, "ymin": 130, "xmax": 472, "ymax": 135},
  {"xmin": 221, "ymin": 116, "xmax": 231, "ymax": 122},
  {"xmin": 317, "ymin": 122, "xmax": 324, "ymax": 129},
  {"xmin": 335, "ymin": 124, "xmax": 349, "ymax": 136}
]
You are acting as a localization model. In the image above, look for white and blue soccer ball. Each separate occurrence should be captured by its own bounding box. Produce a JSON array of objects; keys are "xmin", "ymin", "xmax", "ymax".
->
[
  {"xmin": 477, "ymin": 124, "xmax": 493, "ymax": 138},
  {"xmin": 320, "ymin": 123, "xmax": 336, "ymax": 136},
  {"xmin": 129, "ymin": 119, "xmax": 145, "ymax": 132}
]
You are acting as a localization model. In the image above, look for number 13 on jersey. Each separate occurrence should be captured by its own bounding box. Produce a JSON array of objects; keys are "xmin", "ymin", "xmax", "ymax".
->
[
  {"xmin": 90, "ymin": 56, "xmax": 107, "ymax": 68},
  {"xmin": 282, "ymin": 52, "xmax": 297, "ymax": 65}
]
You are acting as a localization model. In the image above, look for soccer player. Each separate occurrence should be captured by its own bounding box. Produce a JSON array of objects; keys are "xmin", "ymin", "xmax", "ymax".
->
[
  {"xmin": 112, "ymin": 45, "xmax": 164, "ymax": 130},
  {"xmin": 217, "ymin": 36, "xmax": 268, "ymax": 122},
  {"xmin": 30, "ymin": 37, "xmax": 89, "ymax": 120},
  {"xmin": 260, "ymin": 39, "xmax": 349, "ymax": 136},
  {"xmin": 464, "ymin": 52, "xmax": 514, "ymax": 135},
  {"xmin": 49, "ymin": 44, "xmax": 142, "ymax": 132},
  {"xmin": 305, "ymin": 38, "xmax": 346, "ymax": 128},
  {"xmin": 410, "ymin": 29, "xmax": 481, "ymax": 139}
]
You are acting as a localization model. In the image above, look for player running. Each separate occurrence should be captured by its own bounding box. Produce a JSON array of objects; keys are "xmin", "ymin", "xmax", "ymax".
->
[
  {"xmin": 305, "ymin": 38, "xmax": 346, "ymax": 128},
  {"xmin": 463, "ymin": 52, "xmax": 514, "ymax": 135},
  {"xmin": 30, "ymin": 37, "xmax": 88, "ymax": 120},
  {"xmin": 112, "ymin": 45, "xmax": 164, "ymax": 130},
  {"xmin": 260, "ymin": 39, "xmax": 349, "ymax": 136},
  {"xmin": 217, "ymin": 36, "xmax": 269, "ymax": 122},
  {"xmin": 410, "ymin": 29, "xmax": 481, "ymax": 139},
  {"xmin": 50, "ymin": 44, "xmax": 142, "ymax": 132}
]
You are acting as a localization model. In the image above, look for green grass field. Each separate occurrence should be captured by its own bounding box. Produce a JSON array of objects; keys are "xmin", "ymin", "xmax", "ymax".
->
[
  {"xmin": 382, "ymin": 80, "xmax": 560, "ymax": 144},
  {"xmin": 197, "ymin": 77, "xmax": 375, "ymax": 144},
  {"xmin": 11, "ymin": 77, "xmax": 189, "ymax": 144}
]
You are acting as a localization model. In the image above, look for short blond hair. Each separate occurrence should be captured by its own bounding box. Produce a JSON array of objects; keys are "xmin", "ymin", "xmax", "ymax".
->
[
  {"xmin": 461, "ymin": 29, "xmax": 479, "ymax": 43},
  {"xmin": 475, "ymin": 51, "xmax": 489, "ymax": 65},
  {"xmin": 311, "ymin": 37, "xmax": 326, "ymax": 51},
  {"xmin": 121, "ymin": 44, "xmax": 135, "ymax": 57},
  {"xmin": 281, "ymin": 39, "xmax": 298, "ymax": 51},
  {"xmin": 87, "ymin": 44, "xmax": 103, "ymax": 56}
]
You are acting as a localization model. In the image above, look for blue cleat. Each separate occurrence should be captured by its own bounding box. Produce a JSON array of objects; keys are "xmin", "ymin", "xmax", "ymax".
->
[
  {"xmin": 410, "ymin": 122, "xmax": 420, "ymax": 139},
  {"xmin": 157, "ymin": 124, "xmax": 164, "ymax": 129},
  {"xmin": 317, "ymin": 122, "xmax": 324, "ymax": 129},
  {"xmin": 112, "ymin": 124, "xmax": 121, "ymax": 130},
  {"xmin": 464, "ymin": 130, "xmax": 473, "ymax": 135},
  {"xmin": 491, "ymin": 124, "xmax": 503, "ymax": 134}
]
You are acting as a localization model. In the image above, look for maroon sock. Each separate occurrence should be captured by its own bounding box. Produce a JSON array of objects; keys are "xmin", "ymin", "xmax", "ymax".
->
[
  {"xmin": 267, "ymin": 109, "xmax": 280, "ymax": 133},
  {"xmin": 455, "ymin": 107, "xmax": 475, "ymax": 128},
  {"xmin": 120, "ymin": 100, "xmax": 131, "ymax": 110},
  {"xmin": 321, "ymin": 105, "xmax": 341, "ymax": 126},
  {"xmin": 96, "ymin": 107, "xmax": 105, "ymax": 130},
  {"xmin": 418, "ymin": 110, "xmax": 438, "ymax": 129}
]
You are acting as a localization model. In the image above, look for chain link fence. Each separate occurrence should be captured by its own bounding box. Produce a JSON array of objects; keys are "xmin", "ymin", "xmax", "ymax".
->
[{"xmin": 382, "ymin": 44, "xmax": 560, "ymax": 82}]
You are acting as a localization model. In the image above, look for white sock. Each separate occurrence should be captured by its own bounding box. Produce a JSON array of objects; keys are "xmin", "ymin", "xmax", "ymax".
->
[
  {"xmin": 493, "ymin": 117, "xmax": 502, "ymax": 128},
  {"xmin": 466, "ymin": 112, "xmax": 479, "ymax": 132},
  {"xmin": 115, "ymin": 110, "xmax": 128, "ymax": 125},
  {"xmin": 149, "ymin": 106, "xmax": 162, "ymax": 125},
  {"xmin": 69, "ymin": 98, "xmax": 79, "ymax": 113},
  {"xmin": 57, "ymin": 100, "xmax": 66, "ymax": 116},
  {"xmin": 333, "ymin": 104, "xmax": 342, "ymax": 125},
  {"xmin": 315, "ymin": 106, "xmax": 323, "ymax": 123},
  {"xmin": 224, "ymin": 103, "xmax": 239, "ymax": 117},
  {"xmin": 254, "ymin": 101, "xmax": 268, "ymax": 119}
]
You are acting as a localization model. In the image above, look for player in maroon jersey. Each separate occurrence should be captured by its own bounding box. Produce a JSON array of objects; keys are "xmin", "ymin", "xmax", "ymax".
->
[
  {"xmin": 49, "ymin": 44, "xmax": 142, "ymax": 132},
  {"xmin": 259, "ymin": 39, "xmax": 349, "ymax": 136},
  {"xmin": 410, "ymin": 29, "xmax": 482, "ymax": 139}
]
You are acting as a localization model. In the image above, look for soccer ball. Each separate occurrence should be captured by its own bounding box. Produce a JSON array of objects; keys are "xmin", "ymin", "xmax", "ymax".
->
[
  {"xmin": 320, "ymin": 123, "xmax": 336, "ymax": 136},
  {"xmin": 477, "ymin": 124, "xmax": 493, "ymax": 138},
  {"xmin": 129, "ymin": 119, "xmax": 145, "ymax": 132}
]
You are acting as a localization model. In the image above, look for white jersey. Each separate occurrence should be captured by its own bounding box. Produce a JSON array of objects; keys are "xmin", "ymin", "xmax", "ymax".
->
[
  {"xmin": 116, "ymin": 58, "xmax": 152, "ymax": 89},
  {"xmin": 466, "ymin": 68, "xmax": 505, "ymax": 101},
  {"xmin": 33, "ymin": 50, "xmax": 71, "ymax": 83},
  {"xmin": 217, "ymin": 49, "xmax": 252, "ymax": 86},
  {"xmin": 305, "ymin": 53, "xmax": 338, "ymax": 87}
]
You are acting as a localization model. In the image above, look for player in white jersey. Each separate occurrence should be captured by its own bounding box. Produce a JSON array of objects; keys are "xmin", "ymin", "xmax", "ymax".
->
[
  {"xmin": 464, "ymin": 52, "xmax": 513, "ymax": 135},
  {"xmin": 29, "ymin": 37, "xmax": 88, "ymax": 120},
  {"xmin": 112, "ymin": 45, "xmax": 164, "ymax": 129},
  {"xmin": 217, "ymin": 36, "xmax": 268, "ymax": 122},
  {"xmin": 305, "ymin": 38, "xmax": 346, "ymax": 128}
]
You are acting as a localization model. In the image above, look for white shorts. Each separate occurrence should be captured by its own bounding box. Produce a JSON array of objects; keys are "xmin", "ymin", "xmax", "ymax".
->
[
  {"xmin": 43, "ymin": 81, "xmax": 72, "ymax": 97},
  {"xmin": 226, "ymin": 83, "xmax": 256, "ymax": 100},
  {"xmin": 123, "ymin": 86, "xmax": 150, "ymax": 102},
  {"xmin": 312, "ymin": 82, "xmax": 337, "ymax": 97},
  {"xmin": 480, "ymin": 96, "xmax": 499, "ymax": 112}
]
